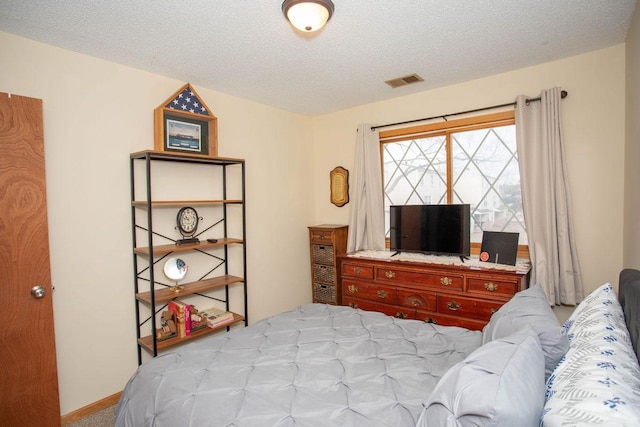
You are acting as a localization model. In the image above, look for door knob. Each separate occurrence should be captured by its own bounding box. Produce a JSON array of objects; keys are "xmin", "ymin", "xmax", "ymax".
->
[{"xmin": 31, "ymin": 285, "xmax": 46, "ymax": 299}]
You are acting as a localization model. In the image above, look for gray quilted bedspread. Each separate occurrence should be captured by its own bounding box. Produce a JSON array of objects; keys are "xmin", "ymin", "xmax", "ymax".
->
[{"xmin": 115, "ymin": 304, "xmax": 481, "ymax": 427}]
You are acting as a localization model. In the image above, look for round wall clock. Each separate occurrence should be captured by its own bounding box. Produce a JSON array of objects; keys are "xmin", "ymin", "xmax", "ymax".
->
[{"xmin": 176, "ymin": 207, "xmax": 200, "ymax": 245}]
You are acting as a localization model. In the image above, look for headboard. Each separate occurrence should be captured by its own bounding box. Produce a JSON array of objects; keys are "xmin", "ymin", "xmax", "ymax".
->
[{"xmin": 619, "ymin": 268, "xmax": 640, "ymax": 362}]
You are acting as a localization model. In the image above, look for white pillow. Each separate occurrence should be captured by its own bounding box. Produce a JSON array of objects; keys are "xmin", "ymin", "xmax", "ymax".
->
[
  {"xmin": 417, "ymin": 328, "xmax": 545, "ymax": 427},
  {"xmin": 542, "ymin": 283, "xmax": 640, "ymax": 426},
  {"xmin": 482, "ymin": 284, "xmax": 569, "ymax": 379}
]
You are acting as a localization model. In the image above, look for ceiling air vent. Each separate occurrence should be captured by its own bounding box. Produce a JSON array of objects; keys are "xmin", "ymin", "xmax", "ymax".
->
[{"xmin": 385, "ymin": 73, "xmax": 424, "ymax": 88}]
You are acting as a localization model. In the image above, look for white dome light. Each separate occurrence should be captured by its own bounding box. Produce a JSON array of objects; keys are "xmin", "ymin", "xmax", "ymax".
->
[{"xmin": 282, "ymin": 0, "xmax": 335, "ymax": 33}]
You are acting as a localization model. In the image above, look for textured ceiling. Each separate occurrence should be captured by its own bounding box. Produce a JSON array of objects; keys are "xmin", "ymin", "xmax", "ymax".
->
[{"xmin": 0, "ymin": 0, "xmax": 636, "ymax": 116}]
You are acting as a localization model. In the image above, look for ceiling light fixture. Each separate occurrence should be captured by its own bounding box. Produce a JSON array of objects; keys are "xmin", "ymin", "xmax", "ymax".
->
[{"xmin": 282, "ymin": 0, "xmax": 335, "ymax": 33}]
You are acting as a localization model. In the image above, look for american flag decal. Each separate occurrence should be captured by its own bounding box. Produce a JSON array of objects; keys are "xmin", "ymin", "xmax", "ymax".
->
[{"xmin": 164, "ymin": 86, "xmax": 210, "ymax": 116}]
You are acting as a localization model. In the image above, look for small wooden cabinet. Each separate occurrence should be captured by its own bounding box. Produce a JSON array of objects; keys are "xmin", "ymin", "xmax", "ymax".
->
[
  {"xmin": 338, "ymin": 254, "xmax": 529, "ymax": 330},
  {"xmin": 308, "ymin": 225, "xmax": 348, "ymax": 305}
]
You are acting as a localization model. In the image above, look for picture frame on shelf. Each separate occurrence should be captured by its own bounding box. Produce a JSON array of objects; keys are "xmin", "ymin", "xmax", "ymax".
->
[{"xmin": 154, "ymin": 83, "xmax": 218, "ymax": 157}]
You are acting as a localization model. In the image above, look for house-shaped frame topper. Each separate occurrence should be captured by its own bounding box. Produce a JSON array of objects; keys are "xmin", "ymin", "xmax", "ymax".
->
[{"xmin": 154, "ymin": 83, "xmax": 218, "ymax": 157}]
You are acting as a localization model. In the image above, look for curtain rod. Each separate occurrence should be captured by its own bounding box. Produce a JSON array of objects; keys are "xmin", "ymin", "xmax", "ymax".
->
[{"xmin": 371, "ymin": 90, "xmax": 568, "ymax": 131}]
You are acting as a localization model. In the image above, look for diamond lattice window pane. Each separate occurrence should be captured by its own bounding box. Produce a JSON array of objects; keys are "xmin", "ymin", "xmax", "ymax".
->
[
  {"xmin": 451, "ymin": 126, "xmax": 526, "ymax": 244},
  {"xmin": 383, "ymin": 137, "xmax": 447, "ymax": 235}
]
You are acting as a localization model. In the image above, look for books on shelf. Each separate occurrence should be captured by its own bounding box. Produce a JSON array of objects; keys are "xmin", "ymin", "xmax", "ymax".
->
[
  {"xmin": 166, "ymin": 301, "xmax": 234, "ymax": 338},
  {"xmin": 168, "ymin": 300, "xmax": 190, "ymax": 337},
  {"xmin": 200, "ymin": 306, "xmax": 235, "ymax": 328}
]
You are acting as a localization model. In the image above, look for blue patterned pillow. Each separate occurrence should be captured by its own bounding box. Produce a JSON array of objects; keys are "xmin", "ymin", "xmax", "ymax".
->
[{"xmin": 542, "ymin": 283, "xmax": 640, "ymax": 426}]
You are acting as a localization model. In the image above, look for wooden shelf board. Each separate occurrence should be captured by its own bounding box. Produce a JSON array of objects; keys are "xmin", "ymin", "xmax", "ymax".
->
[
  {"xmin": 134, "ymin": 238, "xmax": 243, "ymax": 256},
  {"xmin": 138, "ymin": 313, "xmax": 245, "ymax": 352},
  {"xmin": 130, "ymin": 150, "xmax": 245, "ymax": 164},
  {"xmin": 136, "ymin": 275, "xmax": 244, "ymax": 304},
  {"xmin": 132, "ymin": 200, "xmax": 242, "ymax": 208}
]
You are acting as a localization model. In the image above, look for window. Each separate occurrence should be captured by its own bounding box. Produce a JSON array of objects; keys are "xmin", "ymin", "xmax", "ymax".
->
[{"xmin": 380, "ymin": 111, "xmax": 528, "ymax": 255}]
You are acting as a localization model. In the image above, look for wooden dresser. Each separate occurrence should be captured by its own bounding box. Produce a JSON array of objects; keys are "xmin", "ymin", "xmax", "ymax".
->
[
  {"xmin": 308, "ymin": 225, "xmax": 348, "ymax": 305},
  {"xmin": 338, "ymin": 254, "xmax": 530, "ymax": 330}
]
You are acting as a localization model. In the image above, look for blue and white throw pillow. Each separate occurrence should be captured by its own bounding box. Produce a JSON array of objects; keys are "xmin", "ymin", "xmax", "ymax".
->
[{"xmin": 542, "ymin": 283, "xmax": 640, "ymax": 426}]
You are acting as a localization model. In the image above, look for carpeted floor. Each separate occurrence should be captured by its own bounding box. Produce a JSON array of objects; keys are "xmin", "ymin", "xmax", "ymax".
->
[{"xmin": 65, "ymin": 405, "xmax": 116, "ymax": 427}]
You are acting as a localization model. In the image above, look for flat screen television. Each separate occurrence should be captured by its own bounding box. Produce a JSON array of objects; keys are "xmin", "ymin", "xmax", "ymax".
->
[{"xmin": 390, "ymin": 204, "xmax": 471, "ymax": 259}]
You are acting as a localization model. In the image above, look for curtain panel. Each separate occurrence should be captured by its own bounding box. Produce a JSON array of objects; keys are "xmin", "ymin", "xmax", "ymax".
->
[
  {"xmin": 515, "ymin": 87, "xmax": 583, "ymax": 305},
  {"xmin": 347, "ymin": 124, "xmax": 385, "ymax": 253}
]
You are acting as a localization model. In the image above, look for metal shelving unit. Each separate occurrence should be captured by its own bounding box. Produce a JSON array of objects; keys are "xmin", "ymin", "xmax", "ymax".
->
[{"xmin": 130, "ymin": 150, "xmax": 247, "ymax": 364}]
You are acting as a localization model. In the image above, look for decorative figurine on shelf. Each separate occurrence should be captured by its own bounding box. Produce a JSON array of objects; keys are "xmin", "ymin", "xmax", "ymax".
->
[
  {"xmin": 175, "ymin": 206, "xmax": 201, "ymax": 246},
  {"xmin": 163, "ymin": 257, "xmax": 187, "ymax": 293},
  {"xmin": 156, "ymin": 310, "xmax": 177, "ymax": 341},
  {"xmin": 189, "ymin": 306, "xmax": 208, "ymax": 332}
]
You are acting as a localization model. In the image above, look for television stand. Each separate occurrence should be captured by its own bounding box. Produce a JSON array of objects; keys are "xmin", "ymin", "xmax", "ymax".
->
[
  {"xmin": 338, "ymin": 254, "xmax": 530, "ymax": 330},
  {"xmin": 460, "ymin": 255, "xmax": 469, "ymax": 263}
]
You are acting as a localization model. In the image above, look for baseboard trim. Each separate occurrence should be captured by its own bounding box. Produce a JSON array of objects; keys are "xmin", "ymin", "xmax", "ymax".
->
[{"xmin": 60, "ymin": 391, "xmax": 121, "ymax": 426}]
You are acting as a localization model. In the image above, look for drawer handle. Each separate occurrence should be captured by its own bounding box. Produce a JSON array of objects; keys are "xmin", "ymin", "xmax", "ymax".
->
[
  {"xmin": 377, "ymin": 290, "xmax": 388, "ymax": 299},
  {"xmin": 447, "ymin": 301, "xmax": 461, "ymax": 311},
  {"xmin": 385, "ymin": 271, "xmax": 396, "ymax": 279},
  {"xmin": 347, "ymin": 284, "xmax": 358, "ymax": 294},
  {"xmin": 354, "ymin": 267, "xmax": 362, "ymax": 274},
  {"xmin": 396, "ymin": 312, "xmax": 408, "ymax": 319},
  {"xmin": 349, "ymin": 302, "xmax": 358, "ymax": 309},
  {"xmin": 484, "ymin": 282, "xmax": 499, "ymax": 292},
  {"xmin": 424, "ymin": 317, "xmax": 438, "ymax": 324},
  {"xmin": 440, "ymin": 277, "xmax": 452, "ymax": 286}
]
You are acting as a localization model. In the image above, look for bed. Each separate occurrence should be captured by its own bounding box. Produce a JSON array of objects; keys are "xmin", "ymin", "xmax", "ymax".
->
[{"xmin": 115, "ymin": 270, "xmax": 640, "ymax": 426}]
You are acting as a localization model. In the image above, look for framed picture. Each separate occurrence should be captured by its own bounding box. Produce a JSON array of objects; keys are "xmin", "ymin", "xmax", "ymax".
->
[
  {"xmin": 154, "ymin": 83, "xmax": 218, "ymax": 157},
  {"xmin": 164, "ymin": 115, "xmax": 207, "ymax": 154}
]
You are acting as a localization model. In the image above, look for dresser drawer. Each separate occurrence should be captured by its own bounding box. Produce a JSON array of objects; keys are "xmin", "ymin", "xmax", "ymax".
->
[
  {"xmin": 343, "ymin": 297, "xmax": 406, "ymax": 319},
  {"xmin": 341, "ymin": 262, "xmax": 375, "ymax": 279},
  {"xmin": 342, "ymin": 279, "xmax": 397, "ymax": 304},
  {"xmin": 312, "ymin": 244, "xmax": 335, "ymax": 264},
  {"xmin": 436, "ymin": 294, "xmax": 503, "ymax": 321},
  {"xmin": 396, "ymin": 288, "xmax": 437, "ymax": 311},
  {"xmin": 375, "ymin": 267, "xmax": 463, "ymax": 291},
  {"xmin": 313, "ymin": 264, "xmax": 335, "ymax": 283},
  {"xmin": 416, "ymin": 311, "xmax": 487, "ymax": 331},
  {"xmin": 467, "ymin": 277, "xmax": 518, "ymax": 298},
  {"xmin": 310, "ymin": 229, "xmax": 335, "ymax": 244},
  {"xmin": 313, "ymin": 283, "xmax": 337, "ymax": 304}
]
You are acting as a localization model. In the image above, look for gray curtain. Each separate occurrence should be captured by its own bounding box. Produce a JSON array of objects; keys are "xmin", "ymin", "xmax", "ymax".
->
[
  {"xmin": 515, "ymin": 87, "xmax": 583, "ymax": 305},
  {"xmin": 347, "ymin": 124, "xmax": 385, "ymax": 253}
]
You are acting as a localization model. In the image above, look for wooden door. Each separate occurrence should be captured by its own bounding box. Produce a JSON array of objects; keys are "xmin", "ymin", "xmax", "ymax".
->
[{"xmin": 0, "ymin": 93, "xmax": 61, "ymax": 426}]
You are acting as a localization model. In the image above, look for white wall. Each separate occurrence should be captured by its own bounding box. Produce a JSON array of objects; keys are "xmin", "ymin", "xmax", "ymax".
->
[
  {"xmin": 311, "ymin": 45, "xmax": 627, "ymax": 299},
  {"xmin": 0, "ymin": 31, "xmax": 315, "ymax": 414},
  {"xmin": 624, "ymin": 4, "xmax": 640, "ymax": 268}
]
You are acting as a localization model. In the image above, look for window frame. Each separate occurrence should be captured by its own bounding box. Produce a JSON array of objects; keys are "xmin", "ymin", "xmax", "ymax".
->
[{"xmin": 379, "ymin": 110, "xmax": 529, "ymax": 258}]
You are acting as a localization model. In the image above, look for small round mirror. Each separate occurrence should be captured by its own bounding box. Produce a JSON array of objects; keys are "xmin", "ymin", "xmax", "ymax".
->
[{"xmin": 163, "ymin": 257, "xmax": 187, "ymax": 281}]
